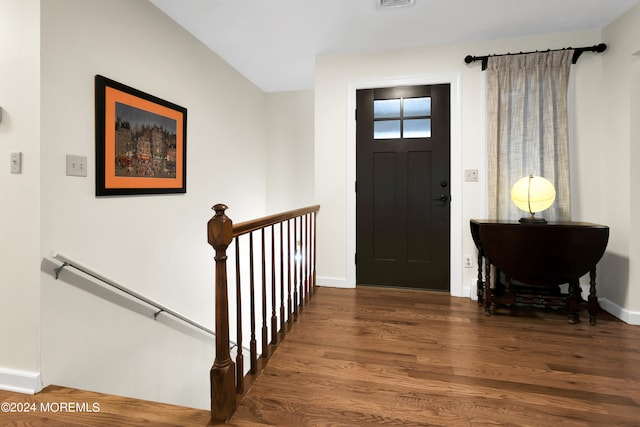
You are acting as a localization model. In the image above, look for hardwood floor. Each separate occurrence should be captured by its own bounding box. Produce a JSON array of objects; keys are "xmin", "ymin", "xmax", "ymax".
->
[
  {"xmin": 2, "ymin": 286, "xmax": 639, "ymax": 426},
  {"xmin": 0, "ymin": 384, "xmax": 210, "ymax": 426},
  {"xmin": 226, "ymin": 286, "xmax": 640, "ymax": 426}
]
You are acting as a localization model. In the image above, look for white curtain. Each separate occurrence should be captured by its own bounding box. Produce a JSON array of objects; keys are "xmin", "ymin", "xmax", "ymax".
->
[{"xmin": 486, "ymin": 50, "xmax": 574, "ymax": 221}]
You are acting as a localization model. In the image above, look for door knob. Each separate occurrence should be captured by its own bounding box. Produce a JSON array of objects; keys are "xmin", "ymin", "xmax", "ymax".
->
[{"xmin": 433, "ymin": 194, "xmax": 450, "ymax": 203}]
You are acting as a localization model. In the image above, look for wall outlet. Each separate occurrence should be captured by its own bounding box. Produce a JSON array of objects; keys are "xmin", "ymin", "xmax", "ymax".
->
[
  {"xmin": 464, "ymin": 255, "xmax": 473, "ymax": 268},
  {"xmin": 66, "ymin": 154, "xmax": 87, "ymax": 177},
  {"xmin": 464, "ymin": 169, "xmax": 478, "ymax": 182}
]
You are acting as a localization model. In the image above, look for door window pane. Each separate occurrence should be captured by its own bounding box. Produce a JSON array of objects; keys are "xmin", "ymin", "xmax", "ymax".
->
[
  {"xmin": 373, "ymin": 96, "xmax": 432, "ymax": 140},
  {"xmin": 374, "ymin": 120, "xmax": 401, "ymax": 139},
  {"xmin": 404, "ymin": 118, "xmax": 431, "ymax": 138},
  {"xmin": 374, "ymin": 99, "xmax": 400, "ymax": 119},
  {"xmin": 404, "ymin": 97, "xmax": 431, "ymax": 117}
]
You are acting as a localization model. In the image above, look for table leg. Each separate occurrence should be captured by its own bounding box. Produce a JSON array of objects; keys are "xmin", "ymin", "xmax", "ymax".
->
[
  {"xmin": 589, "ymin": 269, "xmax": 599, "ymax": 325},
  {"xmin": 476, "ymin": 250, "xmax": 484, "ymax": 305},
  {"xmin": 567, "ymin": 280, "xmax": 580, "ymax": 324},
  {"xmin": 503, "ymin": 274, "xmax": 515, "ymax": 304},
  {"xmin": 484, "ymin": 257, "xmax": 492, "ymax": 316}
]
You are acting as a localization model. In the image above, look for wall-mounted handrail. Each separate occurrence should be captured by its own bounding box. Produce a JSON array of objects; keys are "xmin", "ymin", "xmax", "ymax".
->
[{"xmin": 51, "ymin": 251, "xmax": 216, "ymax": 338}]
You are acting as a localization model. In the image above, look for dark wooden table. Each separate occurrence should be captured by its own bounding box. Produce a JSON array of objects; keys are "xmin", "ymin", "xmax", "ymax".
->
[{"xmin": 470, "ymin": 219, "xmax": 609, "ymax": 324}]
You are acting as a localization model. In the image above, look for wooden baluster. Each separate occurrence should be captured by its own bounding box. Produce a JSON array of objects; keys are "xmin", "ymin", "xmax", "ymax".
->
[
  {"xmin": 249, "ymin": 233, "xmax": 257, "ymax": 374},
  {"xmin": 301, "ymin": 216, "xmax": 307, "ymax": 306},
  {"xmin": 279, "ymin": 223, "xmax": 285, "ymax": 333},
  {"xmin": 234, "ymin": 237, "xmax": 244, "ymax": 394},
  {"xmin": 312, "ymin": 211, "xmax": 317, "ymax": 293},
  {"xmin": 306, "ymin": 213, "xmax": 311, "ymax": 301},
  {"xmin": 270, "ymin": 225, "xmax": 278, "ymax": 345},
  {"xmin": 287, "ymin": 219, "xmax": 293, "ymax": 326},
  {"xmin": 299, "ymin": 215, "xmax": 304, "ymax": 308},
  {"xmin": 302, "ymin": 216, "xmax": 307, "ymax": 306},
  {"xmin": 207, "ymin": 204, "xmax": 236, "ymax": 423},
  {"xmin": 297, "ymin": 216, "xmax": 303, "ymax": 314},
  {"xmin": 261, "ymin": 228, "xmax": 268, "ymax": 357},
  {"xmin": 293, "ymin": 217, "xmax": 299, "ymax": 321},
  {"xmin": 303, "ymin": 214, "xmax": 309, "ymax": 305}
]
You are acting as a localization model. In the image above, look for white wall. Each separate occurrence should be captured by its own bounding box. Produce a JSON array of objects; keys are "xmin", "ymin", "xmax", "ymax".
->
[
  {"xmin": 266, "ymin": 90, "xmax": 315, "ymax": 213},
  {"xmin": 0, "ymin": 0, "xmax": 42, "ymax": 391},
  {"xmin": 37, "ymin": 0, "xmax": 268, "ymax": 408},
  {"xmin": 0, "ymin": 0, "xmax": 316, "ymax": 406},
  {"xmin": 314, "ymin": 30, "xmax": 618, "ymax": 301},
  {"xmin": 598, "ymin": 3, "xmax": 640, "ymax": 320}
]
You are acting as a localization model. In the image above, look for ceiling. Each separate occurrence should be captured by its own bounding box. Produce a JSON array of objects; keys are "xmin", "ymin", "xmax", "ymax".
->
[{"xmin": 150, "ymin": 0, "xmax": 640, "ymax": 93}]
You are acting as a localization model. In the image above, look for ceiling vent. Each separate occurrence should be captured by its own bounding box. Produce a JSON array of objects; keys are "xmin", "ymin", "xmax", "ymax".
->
[{"xmin": 376, "ymin": 0, "xmax": 415, "ymax": 9}]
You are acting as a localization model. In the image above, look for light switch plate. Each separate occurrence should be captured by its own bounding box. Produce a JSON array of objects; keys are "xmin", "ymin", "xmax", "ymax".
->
[
  {"xmin": 10, "ymin": 152, "xmax": 22, "ymax": 174},
  {"xmin": 66, "ymin": 154, "xmax": 87, "ymax": 177}
]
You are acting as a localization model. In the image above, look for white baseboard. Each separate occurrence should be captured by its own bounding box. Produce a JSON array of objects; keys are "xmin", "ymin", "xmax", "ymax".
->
[
  {"xmin": 0, "ymin": 367, "xmax": 43, "ymax": 394},
  {"xmin": 317, "ymin": 276, "xmax": 475, "ymax": 297},
  {"xmin": 316, "ymin": 276, "xmax": 355, "ymax": 289},
  {"xmin": 467, "ymin": 278, "xmax": 477, "ymax": 300},
  {"xmin": 599, "ymin": 298, "xmax": 640, "ymax": 325}
]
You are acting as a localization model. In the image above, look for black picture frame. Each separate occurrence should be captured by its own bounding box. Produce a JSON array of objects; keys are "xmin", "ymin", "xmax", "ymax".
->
[{"xmin": 95, "ymin": 75, "xmax": 187, "ymax": 196}]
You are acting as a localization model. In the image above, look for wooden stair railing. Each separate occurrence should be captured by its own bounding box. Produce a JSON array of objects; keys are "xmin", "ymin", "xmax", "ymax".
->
[{"xmin": 207, "ymin": 203, "xmax": 320, "ymax": 424}]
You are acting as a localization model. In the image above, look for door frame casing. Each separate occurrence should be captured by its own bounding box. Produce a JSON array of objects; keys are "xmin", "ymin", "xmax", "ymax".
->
[{"xmin": 345, "ymin": 72, "xmax": 464, "ymax": 297}]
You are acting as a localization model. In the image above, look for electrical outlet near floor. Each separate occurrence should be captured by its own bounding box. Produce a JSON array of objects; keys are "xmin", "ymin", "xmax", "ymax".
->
[
  {"xmin": 464, "ymin": 169, "xmax": 478, "ymax": 182},
  {"xmin": 66, "ymin": 154, "xmax": 87, "ymax": 177},
  {"xmin": 464, "ymin": 255, "xmax": 473, "ymax": 268}
]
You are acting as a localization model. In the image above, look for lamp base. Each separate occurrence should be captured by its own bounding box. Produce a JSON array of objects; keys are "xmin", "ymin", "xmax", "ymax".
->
[{"xmin": 519, "ymin": 216, "xmax": 547, "ymax": 224}]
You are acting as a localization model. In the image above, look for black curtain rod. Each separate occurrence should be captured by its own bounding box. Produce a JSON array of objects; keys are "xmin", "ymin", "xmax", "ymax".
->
[{"xmin": 464, "ymin": 43, "xmax": 607, "ymax": 70}]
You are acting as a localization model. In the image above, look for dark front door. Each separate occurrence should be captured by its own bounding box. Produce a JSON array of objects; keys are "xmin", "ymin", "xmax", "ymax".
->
[{"xmin": 356, "ymin": 84, "xmax": 450, "ymax": 290}]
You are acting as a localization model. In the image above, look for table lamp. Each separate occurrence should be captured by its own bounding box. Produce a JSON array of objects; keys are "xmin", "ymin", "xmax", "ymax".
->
[{"xmin": 511, "ymin": 175, "xmax": 556, "ymax": 223}]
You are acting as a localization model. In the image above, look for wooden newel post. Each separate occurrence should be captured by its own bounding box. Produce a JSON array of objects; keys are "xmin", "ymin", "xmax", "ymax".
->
[{"xmin": 207, "ymin": 204, "xmax": 236, "ymax": 424}]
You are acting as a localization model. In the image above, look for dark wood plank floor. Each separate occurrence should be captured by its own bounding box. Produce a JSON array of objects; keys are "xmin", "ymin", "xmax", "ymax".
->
[
  {"xmin": 2, "ymin": 286, "xmax": 639, "ymax": 426},
  {"xmin": 226, "ymin": 286, "xmax": 640, "ymax": 426}
]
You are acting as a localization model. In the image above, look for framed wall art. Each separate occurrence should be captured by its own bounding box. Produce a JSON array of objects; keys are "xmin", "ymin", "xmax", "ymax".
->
[{"xmin": 95, "ymin": 75, "xmax": 187, "ymax": 196}]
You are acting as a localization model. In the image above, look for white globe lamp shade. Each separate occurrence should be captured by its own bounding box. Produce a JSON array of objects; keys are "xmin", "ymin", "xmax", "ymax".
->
[{"xmin": 511, "ymin": 175, "xmax": 556, "ymax": 223}]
